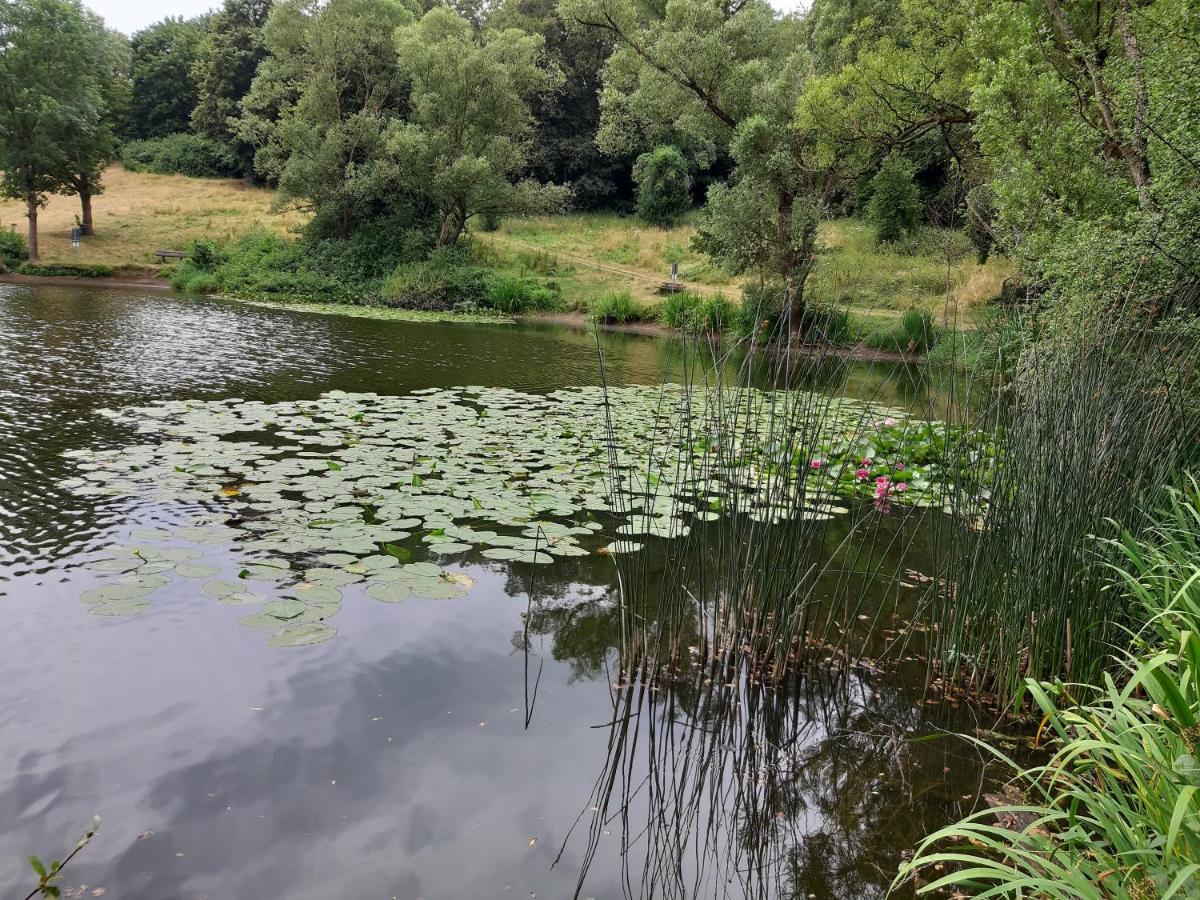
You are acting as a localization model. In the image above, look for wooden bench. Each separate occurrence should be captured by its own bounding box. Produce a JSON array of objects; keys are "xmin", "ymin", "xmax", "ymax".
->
[{"xmin": 153, "ymin": 249, "xmax": 187, "ymax": 262}]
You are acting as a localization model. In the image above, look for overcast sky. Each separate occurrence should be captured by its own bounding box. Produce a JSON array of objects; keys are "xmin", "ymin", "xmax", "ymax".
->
[{"xmin": 87, "ymin": 0, "xmax": 808, "ymax": 35}]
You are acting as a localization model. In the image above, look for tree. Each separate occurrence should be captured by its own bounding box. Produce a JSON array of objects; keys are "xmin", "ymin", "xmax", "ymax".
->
[
  {"xmin": 563, "ymin": 0, "xmax": 847, "ymax": 333},
  {"xmin": 391, "ymin": 6, "xmax": 567, "ymax": 247},
  {"xmin": 237, "ymin": 0, "xmax": 416, "ymax": 237},
  {"xmin": 64, "ymin": 21, "xmax": 129, "ymax": 235},
  {"xmin": 125, "ymin": 16, "xmax": 206, "ymax": 140},
  {"xmin": 867, "ymin": 152, "xmax": 921, "ymax": 243},
  {"xmin": 0, "ymin": 0, "xmax": 103, "ymax": 261},
  {"xmin": 191, "ymin": 0, "xmax": 272, "ymax": 172},
  {"xmin": 488, "ymin": 0, "xmax": 632, "ymax": 209},
  {"xmin": 965, "ymin": 0, "xmax": 1200, "ymax": 316},
  {"xmin": 632, "ymin": 144, "xmax": 691, "ymax": 226}
]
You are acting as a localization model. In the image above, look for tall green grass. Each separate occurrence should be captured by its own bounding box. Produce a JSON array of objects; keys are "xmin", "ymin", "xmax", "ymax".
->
[
  {"xmin": 897, "ymin": 478, "xmax": 1200, "ymax": 898},
  {"xmin": 926, "ymin": 313, "xmax": 1200, "ymax": 701}
]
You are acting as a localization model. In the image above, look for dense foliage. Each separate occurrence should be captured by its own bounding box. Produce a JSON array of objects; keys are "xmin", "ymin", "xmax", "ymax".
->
[
  {"xmin": 121, "ymin": 133, "xmax": 241, "ymax": 178},
  {"xmin": 631, "ymin": 145, "xmax": 691, "ymax": 227},
  {"xmin": 4, "ymin": 0, "xmax": 1193, "ymax": 329}
]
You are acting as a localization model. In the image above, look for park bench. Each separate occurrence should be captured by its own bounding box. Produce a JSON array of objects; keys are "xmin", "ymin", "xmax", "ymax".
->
[{"xmin": 153, "ymin": 249, "xmax": 187, "ymax": 262}]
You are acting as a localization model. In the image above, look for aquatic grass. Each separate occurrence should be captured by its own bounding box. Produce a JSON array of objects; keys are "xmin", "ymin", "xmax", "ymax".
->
[
  {"xmin": 897, "ymin": 478, "xmax": 1200, "ymax": 898},
  {"xmin": 925, "ymin": 312, "xmax": 1200, "ymax": 701},
  {"xmin": 594, "ymin": 300, "xmax": 987, "ymax": 688}
]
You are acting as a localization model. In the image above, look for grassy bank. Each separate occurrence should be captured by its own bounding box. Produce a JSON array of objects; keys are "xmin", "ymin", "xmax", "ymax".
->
[
  {"xmin": 479, "ymin": 213, "xmax": 1013, "ymax": 330},
  {"xmin": 0, "ymin": 164, "xmax": 302, "ymax": 273},
  {"xmin": 1, "ymin": 167, "xmax": 1013, "ymax": 348}
]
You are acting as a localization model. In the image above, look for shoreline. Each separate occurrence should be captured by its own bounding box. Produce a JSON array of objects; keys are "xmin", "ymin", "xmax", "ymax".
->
[{"xmin": 2, "ymin": 272, "xmax": 922, "ymax": 362}]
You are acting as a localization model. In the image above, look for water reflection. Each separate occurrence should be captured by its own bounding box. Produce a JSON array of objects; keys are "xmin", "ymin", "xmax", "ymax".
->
[{"xmin": 0, "ymin": 282, "xmax": 988, "ymax": 898}]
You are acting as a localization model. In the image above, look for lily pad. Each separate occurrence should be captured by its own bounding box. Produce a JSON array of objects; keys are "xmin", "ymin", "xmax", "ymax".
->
[{"xmin": 268, "ymin": 623, "xmax": 337, "ymax": 647}]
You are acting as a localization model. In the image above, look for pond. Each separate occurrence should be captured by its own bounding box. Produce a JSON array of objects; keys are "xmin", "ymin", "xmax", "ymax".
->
[{"xmin": 0, "ymin": 282, "xmax": 995, "ymax": 899}]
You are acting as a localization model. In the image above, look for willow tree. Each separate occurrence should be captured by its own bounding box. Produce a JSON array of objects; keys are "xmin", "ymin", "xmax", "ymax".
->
[
  {"xmin": 562, "ymin": 0, "xmax": 853, "ymax": 333},
  {"xmin": 391, "ymin": 6, "xmax": 567, "ymax": 247},
  {"xmin": 236, "ymin": 0, "xmax": 416, "ymax": 237}
]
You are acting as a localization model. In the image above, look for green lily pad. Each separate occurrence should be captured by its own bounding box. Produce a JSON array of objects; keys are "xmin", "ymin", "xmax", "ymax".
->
[
  {"xmin": 263, "ymin": 598, "xmax": 307, "ymax": 620},
  {"xmin": 268, "ymin": 623, "xmax": 337, "ymax": 647},
  {"xmin": 366, "ymin": 582, "xmax": 411, "ymax": 604}
]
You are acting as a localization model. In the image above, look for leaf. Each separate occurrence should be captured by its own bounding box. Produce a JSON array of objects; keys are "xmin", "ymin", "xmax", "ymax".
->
[
  {"xmin": 263, "ymin": 599, "xmax": 307, "ymax": 620},
  {"xmin": 268, "ymin": 623, "xmax": 336, "ymax": 647}
]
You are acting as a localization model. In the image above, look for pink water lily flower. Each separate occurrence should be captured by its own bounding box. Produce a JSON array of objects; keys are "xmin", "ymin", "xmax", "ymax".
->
[
  {"xmin": 809, "ymin": 459, "xmax": 823, "ymax": 469},
  {"xmin": 896, "ymin": 482, "xmax": 908, "ymax": 492},
  {"xmin": 894, "ymin": 462, "xmax": 906, "ymax": 471},
  {"xmin": 874, "ymin": 476, "xmax": 890, "ymax": 499},
  {"xmin": 855, "ymin": 468, "xmax": 870, "ymax": 481},
  {"xmin": 861, "ymin": 457, "xmax": 873, "ymax": 466}
]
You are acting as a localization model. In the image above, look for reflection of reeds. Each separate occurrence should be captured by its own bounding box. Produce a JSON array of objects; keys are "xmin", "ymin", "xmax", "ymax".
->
[{"xmin": 557, "ymin": 639, "xmax": 986, "ymax": 899}]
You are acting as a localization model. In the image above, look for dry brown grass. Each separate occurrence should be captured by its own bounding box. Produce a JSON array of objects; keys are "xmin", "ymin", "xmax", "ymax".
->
[{"xmin": 0, "ymin": 164, "xmax": 306, "ymax": 270}]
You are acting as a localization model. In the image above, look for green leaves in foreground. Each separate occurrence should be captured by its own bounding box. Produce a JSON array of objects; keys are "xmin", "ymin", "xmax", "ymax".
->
[{"xmin": 896, "ymin": 480, "xmax": 1200, "ymax": 898}]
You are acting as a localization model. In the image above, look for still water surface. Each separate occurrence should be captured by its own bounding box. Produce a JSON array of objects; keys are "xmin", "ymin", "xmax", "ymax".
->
[{"xmin": 0, "ymin": 283, "xmax": 988, "ymax": 899}]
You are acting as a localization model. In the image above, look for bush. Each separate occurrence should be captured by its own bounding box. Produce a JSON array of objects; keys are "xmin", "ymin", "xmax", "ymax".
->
[
  {"xmin": 661, "ymin": 292, "xmax": 736, "ymax": 333},
  {"xmin": 380, "ymin": 248, "xmax": 490, "ymax": 310},
  {"xmin": 0, "ymin": 228, "xmax": 29, "ymax": 264},
  {"xmin": 17, "ymin": 262, "xmax": 113, "ymax": 278},
  {"xmin": 632, "ymin": 145, "xmax": 692, "ymax": 228},
  {"xmin": 121, "ymin": 133, "xmax": 241, "ymax": 178},
  {"xmin": 304, "ymin": 212, "xmax": 433, "ymax": 283},
  {"xmin": 867, "ymin": 152, "xmax": 922, "ymax": 244},
  {"xmin": 863, "ymin": 309, "xmax": 938, "ymax": 353},
  {"xmin": 590, "ymin": 291, "xmax": 649, "ymax": 324},
  {"xmin": 736, "ymin": 283, "xmax": 855, "ymax": 344},
  {"xmin": 659, "ymin": 291, "xmax": 703, "ymax": 328},
  {"xmin": 484, "ymin": 275, "xmax": 561, "ymax": 313}
]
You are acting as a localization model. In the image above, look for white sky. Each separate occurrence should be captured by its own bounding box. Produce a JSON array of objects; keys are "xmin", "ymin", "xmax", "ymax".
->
[{"xmin": 87, "ymin": 0, "xmax": 809, "ymax": 35}]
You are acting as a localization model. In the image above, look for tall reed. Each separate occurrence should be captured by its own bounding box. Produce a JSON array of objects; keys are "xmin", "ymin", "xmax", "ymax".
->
[{"xmin": 926, "ymin": 312, "xmax": 1200, "ymax": 701}]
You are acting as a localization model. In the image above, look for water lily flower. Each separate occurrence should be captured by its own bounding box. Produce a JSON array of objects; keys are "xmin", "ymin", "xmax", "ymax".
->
[
  {"xmin": 883, "ymin": 417, "xmax": 898, "ymax": 427},
  {"xmin": 861, "ymin": 457, "xmax": 873, "ymax": 466},
  {"xmin": 855, "ymin": 468, "xmax": 870, "ymax": 481},
  {"xmin": 874, "ymin": 476, "xmax": 890, "ymax": 499},
  {"xmin": 809, "ymin": 459, "xmax": 822, "ymax": 469},
  {"xmin": 896, "ymin": 482, "xmax": 908, "ymax": 492},
  {"xmin": 894, "ymin": 462, "xmax": 905, "ymax": 470}
]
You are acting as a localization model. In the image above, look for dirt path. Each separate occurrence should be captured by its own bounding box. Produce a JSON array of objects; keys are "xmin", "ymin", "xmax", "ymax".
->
[{"xmin": 478, "ymin": 232, "xmax": 728, "ymax": 300}]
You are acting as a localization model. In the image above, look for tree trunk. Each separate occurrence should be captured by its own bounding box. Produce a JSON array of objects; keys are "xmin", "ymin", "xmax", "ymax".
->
[
  {"xmin": 79, "ymin": 184, "xmax": 94, "ymax": 236},
  {"xmin": 1117, "ymin": 3, "xmax": 1152, "ymax": 210},
  {"xmin": 25, "ymin": 190, "xmax": 39, "ymax": 263},
  {"xmin": 437, "ymin": 208, "xmax": 463, "ymax": 247}
]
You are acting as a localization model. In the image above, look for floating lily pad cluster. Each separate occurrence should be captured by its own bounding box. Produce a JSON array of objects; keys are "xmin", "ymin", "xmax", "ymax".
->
[{"xmin": 62, "ymin": 385, "xmax": 970, "ymax": 642}]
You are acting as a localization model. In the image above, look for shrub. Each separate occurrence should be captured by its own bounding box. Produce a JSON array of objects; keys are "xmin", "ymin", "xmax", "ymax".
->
[
  {"xmin": 484, "ymin": 275, "xmax": 561, "ymax": 313},
  {"xmin": 590, "ymin": 291, "xmax": 648, "ymax": 324},
  {"xmin": 0, "ymin": 228, "xmax": 29, "ymax": 264},
  {"xmin": 862, "ymin": 309, "xmax": 938, "ymax": 353},
  {"xmin": 659, "ymin": 291, "xmax": 703, "ymax": 329},
  {"xmin": 304, "ymin": 212, "xmax": 432, "ymax": 283},
  {"xmin": 121, "ymin": 133, "xmax": 241, "ymax": 178},
  {"xmin": 380, "ymin": 248, "xmax": 490, "ymax": 310},
  {"xmin": 697, "ymin": 294, "xmax": 736, "ymax": 332},
  {"xmin": 632, "ymin": 145, "xmax": 692, "ymax": 228},
  {"xmin": 736, "ymin": 283, "xmax": 855, "ymax": 344},
  {"xmin": 867, "ymin": 152, "xmax": 922, "ymax": 244},
  {"xmin": 17, "ymin": 262, "xmax": 113, "ymax": 277}
]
